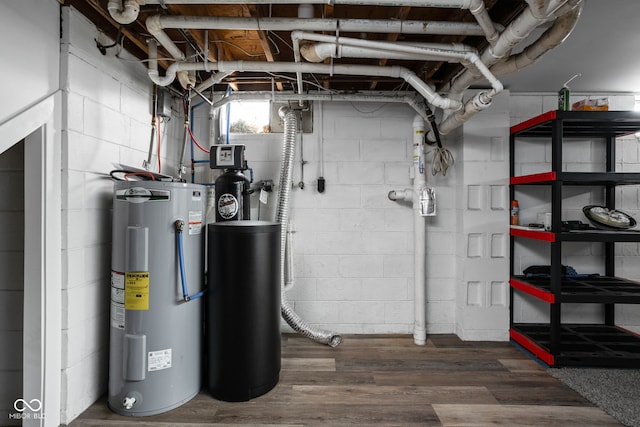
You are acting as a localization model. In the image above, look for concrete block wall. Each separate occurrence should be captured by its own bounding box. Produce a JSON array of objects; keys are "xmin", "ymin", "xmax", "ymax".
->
[
  {"xmin": 59, "ymin": 7, "xmax": 183, "ymax": 422},
  {"xmin": 510, "ymin": 94, "xmax": 640, "ymax": 333},
  {"xmin": 239, "ymin": 102, "xmax": 418, "ymax": 333},
  {"xmin": 0, "ymin": 141, "xmax": 24, "ymax": 425}
]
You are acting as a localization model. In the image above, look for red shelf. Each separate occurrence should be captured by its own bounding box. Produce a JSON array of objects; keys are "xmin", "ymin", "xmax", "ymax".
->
[
  {"xmin": 510, "ymin": 171, "xmax": 556, "ymax": 185},
  {"xmin": 510, "ymin": 328, "xmax": 555, "ymax": 366},
  {"xmin": 509, "ymin": 278, "xmax": 555, "ymax": 303},
  {"xmin": 510, "ymin": 110, "xmax": 557, "ymax": 135},
  {"xmin": 510, "ymin": 227, "xmax": 556, "ymax": 242}
]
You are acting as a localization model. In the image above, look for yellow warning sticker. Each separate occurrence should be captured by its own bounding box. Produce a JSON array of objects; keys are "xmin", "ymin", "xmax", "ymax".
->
[{"xmin": 125, "ymin": 272, "xmax": 150, "ymax": 310}]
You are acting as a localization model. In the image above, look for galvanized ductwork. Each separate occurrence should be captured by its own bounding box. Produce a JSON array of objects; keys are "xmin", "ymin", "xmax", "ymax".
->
[{"xmin": 276, "ymin": 106, "xmax": 342, "ymax": 347}]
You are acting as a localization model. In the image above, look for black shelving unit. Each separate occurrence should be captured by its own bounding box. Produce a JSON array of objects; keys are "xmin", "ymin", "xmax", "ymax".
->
[{"xmin": 509, "ymin": 110, "xmax": 640, "ymax": 367}]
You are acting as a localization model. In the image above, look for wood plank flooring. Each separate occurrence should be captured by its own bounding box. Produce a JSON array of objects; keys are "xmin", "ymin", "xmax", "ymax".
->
[{"xmin": 70, "ymin": 334, "xmax": 621, "ymax": 426}]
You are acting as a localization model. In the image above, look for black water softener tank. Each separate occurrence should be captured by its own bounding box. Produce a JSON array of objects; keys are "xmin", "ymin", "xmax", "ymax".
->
[
  {"xmin": 214, "ymin": 169, "xmax": 251, "ymax": 221},
  {"xmin": 207, "ymin": 221, "xmax": 281, "ymax": 401}
]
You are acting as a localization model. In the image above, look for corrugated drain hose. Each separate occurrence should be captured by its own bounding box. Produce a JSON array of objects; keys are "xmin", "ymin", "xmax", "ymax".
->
[{"xmin": 276, "ymin": 106, "xmax": 342, "ymax": 347}]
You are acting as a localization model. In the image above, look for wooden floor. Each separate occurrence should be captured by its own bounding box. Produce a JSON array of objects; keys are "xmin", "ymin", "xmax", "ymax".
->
[{"xmin": 70, "ymin": 334, "xmax": 621, "ymax": 426}]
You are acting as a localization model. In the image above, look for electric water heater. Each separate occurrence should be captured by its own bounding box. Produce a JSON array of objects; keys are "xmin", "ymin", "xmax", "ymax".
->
[{"xmin": 109, "ymin": 181, "xmax": 206, "ymax": 416}]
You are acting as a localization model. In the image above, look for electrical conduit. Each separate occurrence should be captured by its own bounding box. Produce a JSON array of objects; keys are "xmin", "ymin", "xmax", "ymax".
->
[{"xmin": 276, "ymin": 106, "xmax": 342, "ymax": 347}]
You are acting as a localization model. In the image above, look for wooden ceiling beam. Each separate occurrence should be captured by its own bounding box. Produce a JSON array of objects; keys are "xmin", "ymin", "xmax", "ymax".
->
[{"xmin": 244, "ymin": 5, "xmax": 284, "ymax": 91}]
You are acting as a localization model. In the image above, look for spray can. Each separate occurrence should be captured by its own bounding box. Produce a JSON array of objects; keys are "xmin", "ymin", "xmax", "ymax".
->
[
  {"xmin": 510, "ymin": 200, "xmax": 519, "ymax": 226},
  {"xmin": 557, "ymin": 73, "xmax": 581, "ymax": 111},
  {"xmin": 558, "ymin": 86, "xmax": 570, "ymax": 111}
]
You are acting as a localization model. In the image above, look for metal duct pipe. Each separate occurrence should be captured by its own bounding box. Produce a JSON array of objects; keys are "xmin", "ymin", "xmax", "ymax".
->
[{"xmin": 276, "ymin": 106, "xmax": 342, "ymax": 347}]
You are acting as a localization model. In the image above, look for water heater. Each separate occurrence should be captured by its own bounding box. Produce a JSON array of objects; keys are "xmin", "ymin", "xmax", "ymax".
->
[{"xmin": 109, "ymin": 181, "xmax": 206, "ymax": 416}]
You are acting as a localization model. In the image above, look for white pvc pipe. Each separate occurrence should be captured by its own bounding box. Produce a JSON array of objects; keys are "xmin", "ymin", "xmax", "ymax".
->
[
  {"xmin": 447, "ymin": 0, "xmax": 574, "ymax": 95},
  {"xmin": 489, "ymin": 1, "xmax": 582, "ymax": 76},
  {"xmin": 146, "ymin": 15, "xmax": 490, "ymax": 36},
  {"xmin": 107, "ymin": 0, "xmax": 141, "ymax": 25},
  {"xmin": 387, "ymin": 117, "xmax": 428, "ymax": 346},
  {"xmin": 412, "ymin": 114, "xmax": 427, "ymax": 345},
  {"xmin": 437, "ymin": 0, "xmax": 578, "ymax": 134},
  {"xmin": 300, "ymin": 42, "xmax": 476, "ymax": 62},
  {"xmin": 145, "ymin": 40, "xmax": 463, "ymax": 110},
  {"xmin": 144, "ymin": 0, "xmax": 476, "ymax": 6},
  {"xmin": 292, "ymin": 31, "xmax": 503, "ymax": 95},
  {"xmin": 208, "ymin": 90, "xmax": 432, "ymax": 123}
]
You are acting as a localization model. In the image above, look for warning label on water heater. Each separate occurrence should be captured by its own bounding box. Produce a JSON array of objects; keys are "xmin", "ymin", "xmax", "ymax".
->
[
  {"xmin": 125, "ymin": 272, "xmax": 150, "ymax": 310},
  {"xmin": 111, "ymin": 271, "xmax": 125, "ymax": 329},
  {"xmin": 148, "ymin": 348, "xmax": 172, "ymax": 371},
  {"xmin": 188, "ymin": 210, "xmax": 203, "ymax": 235}
]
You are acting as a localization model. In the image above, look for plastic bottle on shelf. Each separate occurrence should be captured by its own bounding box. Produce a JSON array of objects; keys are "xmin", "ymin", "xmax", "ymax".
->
[{"xmin": 510, "ymin": 200, "xmax": 520, "ymax": 225}]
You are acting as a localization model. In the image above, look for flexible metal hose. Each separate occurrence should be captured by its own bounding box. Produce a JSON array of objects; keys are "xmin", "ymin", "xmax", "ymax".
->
[{"xmin": 276, "ymin": 106, "xmax": 342, "ymax": 347}]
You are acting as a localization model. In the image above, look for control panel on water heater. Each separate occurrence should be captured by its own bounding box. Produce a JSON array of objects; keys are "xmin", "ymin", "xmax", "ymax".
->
[{"xmin": 210, "ymin": 144, "xmax": 247, "ymax": 170}]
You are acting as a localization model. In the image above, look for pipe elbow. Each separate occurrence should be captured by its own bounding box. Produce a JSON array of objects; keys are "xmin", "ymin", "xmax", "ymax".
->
[
  {"xmin": 107, "ymin": 0, "xmax": 141, "ymax": 25},
  {"xmin": 177, "ymin": 70, "xmax": 196, "ymax": 90},
  {"xmin": 278, "ymin": 105, "xmax": 295, "ymax": 120},
  {"xmin": 145, "ymin": 14, "xmax": 162, "ymax": 34},
  {"xmin": 299, "ymin": 42, "xmax": 325, "ymax": 63}
]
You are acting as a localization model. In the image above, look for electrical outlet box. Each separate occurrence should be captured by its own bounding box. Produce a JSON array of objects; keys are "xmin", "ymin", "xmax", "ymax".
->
[{"xmin": 156, "ymin": 88, "xmax": 172, "ymax": 119}]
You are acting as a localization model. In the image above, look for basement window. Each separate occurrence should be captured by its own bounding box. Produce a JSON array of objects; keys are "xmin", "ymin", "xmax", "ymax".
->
[{"xmin": 228, "ymin": 101, "xmax": 271, "ymax": 134}]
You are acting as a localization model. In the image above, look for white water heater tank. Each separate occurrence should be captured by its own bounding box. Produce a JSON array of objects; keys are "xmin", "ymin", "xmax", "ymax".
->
[{"xmin": 109, "ymin": 181, "xmax": 206, "ymax": 416}]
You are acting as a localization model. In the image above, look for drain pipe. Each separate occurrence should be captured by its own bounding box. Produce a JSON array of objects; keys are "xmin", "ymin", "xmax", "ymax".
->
[
  {"xmin": 489, "ymin": 1, "xmax": 582, "ymax": 76},
  {"xmin": 144, "ymin": 42, "xmax": 462, "ymax": 111},
  {"xmin": 388, "ymin": 114, "xmax": 428, "ymax": 345},
  {"xmin": 437, "ymin": 0, "xmax": 580, "ymax": 136},
  {"xmin": 276, "ymin": 106, "xmax": 342, "ymax": 347},
  {"xmin": 209, "ymin": 91, "xmax": 432, "ymax": 125},
  {"xmin": 107, "ymin": 0, "xmax": 142, "ymax": 25},
  {"xmin": 292, "ymin": 31, "xmax": 503, "ymax": 96}
]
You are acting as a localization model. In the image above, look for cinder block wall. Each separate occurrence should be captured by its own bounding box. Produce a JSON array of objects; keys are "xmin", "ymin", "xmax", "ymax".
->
[{"xmin": 59, "ymin": 7, "xmax": 183, "ymax": 422}]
